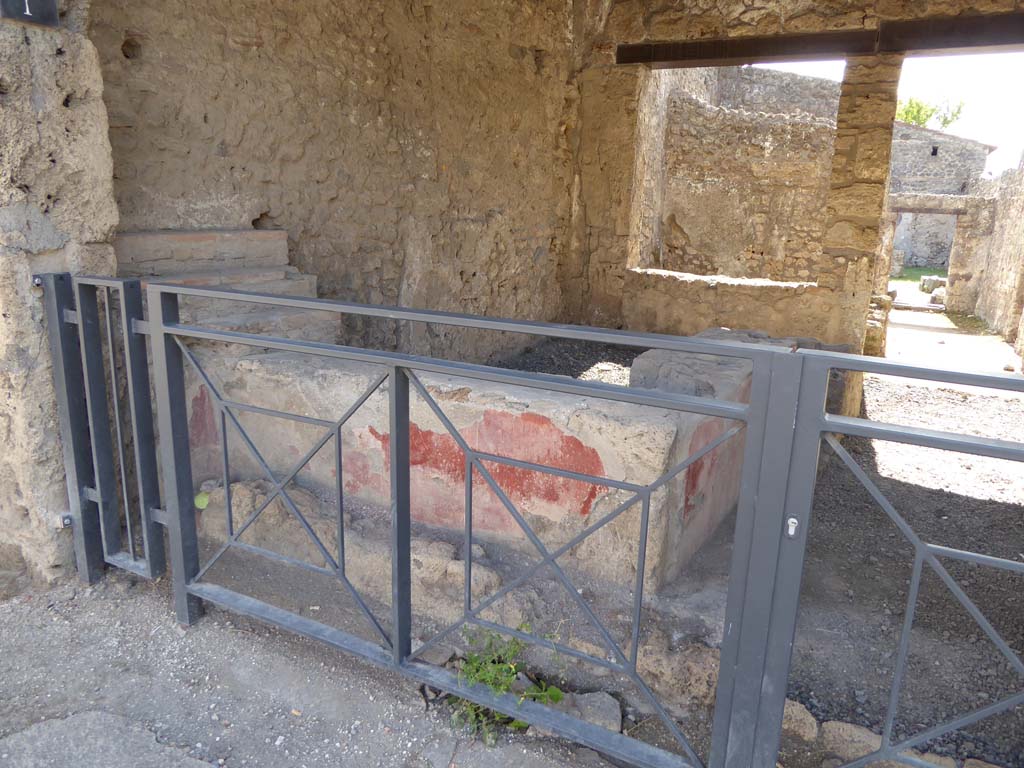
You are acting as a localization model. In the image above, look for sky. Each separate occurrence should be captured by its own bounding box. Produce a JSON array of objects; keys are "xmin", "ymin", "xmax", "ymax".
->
[{"xmin": 756, "ymin": 52, "xmax": 1024, "ymax": 175}]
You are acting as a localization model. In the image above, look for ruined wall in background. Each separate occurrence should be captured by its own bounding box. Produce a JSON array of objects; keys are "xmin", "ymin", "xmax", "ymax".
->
[
  {"xmin": 890, "ymin": 123, "xmax": 992, "ymax": 195},
  {"xmin": 893, "ymin": 212, "xmax": 957, "ymax": 269},
  {"xmin": 573, "ymin": 65, "xmax": 716, "ymax": 326},
  {"xmin": 660, "ymin": 93, "xmax": 835, "ymax": 280},
  {"xmin": 0, "ymin": 3, "xmax": 119, "ymax": 579},
  {"xmin": 89, "ymin": 0, "xmax": 574, "ymax": 359},
  {"xmin": 973, "ymin": 168, "xmax": 1024, "ymax": 346},
  {"xmin": 715, "ymin": 66, "xmax": 840, "ymax": 120},
  {"xmin": 582, "ymin": 0, "xmax": 1024, "ymax": 351}
]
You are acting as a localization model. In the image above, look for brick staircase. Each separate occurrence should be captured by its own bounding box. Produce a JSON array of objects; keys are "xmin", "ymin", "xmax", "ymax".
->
[{"xmin": 114, "ymin": 229, "xmax": 338, "ymax": 342}]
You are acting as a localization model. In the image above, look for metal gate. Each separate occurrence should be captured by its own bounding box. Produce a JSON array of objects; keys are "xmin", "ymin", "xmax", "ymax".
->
[{"xmin": 38, "ymin": 273, "xmax": 1024, "ymax": 768}]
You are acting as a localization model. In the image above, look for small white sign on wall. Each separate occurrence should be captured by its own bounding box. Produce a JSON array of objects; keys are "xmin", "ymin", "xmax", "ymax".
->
[{"xmin": 1, "ymin": 0, "xmax": 59, "ymax": 28}]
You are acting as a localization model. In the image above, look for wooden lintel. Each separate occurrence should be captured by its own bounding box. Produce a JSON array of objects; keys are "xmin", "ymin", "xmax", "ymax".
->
[{"xmin": 616, "ymin": 12, "xmax": 1024, "ymax": 68}]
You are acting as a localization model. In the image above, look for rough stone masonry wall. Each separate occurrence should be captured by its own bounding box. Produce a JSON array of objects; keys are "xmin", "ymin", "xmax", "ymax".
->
[
  {"xmin": 0, "ymin": 1, "xmax": 120, "ymax": 579},
  {"xmin": 659, "ymin": 92, "xmax": 835, "ymax": 281},
  {"xmin": 572, "ymin": 63, "xmax": 717, "ymax": 327},
  {"xmin": 972, "ymin": 167, "xmax": 1024, "ymax": 350},
  {"xmin": 886, "ymin": 124, "xmax": 991, "ymax": 271},
  {"xmin": 893, "ymin": 211, "xmax": 958, "ymax": 268},
  {"xmin": 88, "ymin": 0, "xmax": 575, "ymax": 361},
  {"xmin": 627, "ymin": 68, "xmax": 717, "ymax": 271},
  {"xmin": 889, "ymin": 123, "xmax": 992, "ymax": 195},
  {"xmin": 714, "ymin": 65, "xmax": 840, "ymax": 120}
]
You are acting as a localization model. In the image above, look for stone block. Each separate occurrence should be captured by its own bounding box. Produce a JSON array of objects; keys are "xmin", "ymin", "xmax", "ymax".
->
[
  {"xmin": 620, "ymin": 268, "xmax": 854, "ymax": 348},
  {"xmin": 115, "ymin": 230, "xmax": 289, "ymax": 274},
  {"xmin": 185, "ymin": 349, "xmax": 744, "ymax": 590},
  {"xmin": 535, "ymin": 691, "xmax": 622, "ymax": 736},
  {"xmin": 782, "ymin": 699, "xmax": 819, "ymax": 744},
  {"xmin": 629, "ymin": 346, "xmax": 751, "ymax": 583},
  {"xmin": 920, "ymin": 275, "xmax": 948, "ymax": 293},
  {"xmin": 819, "ymin": 722, "xmax": 887, "ymax": 765},
  {"xmin": 827, "ymin": 184, "xmax": 887, "ymax": 221},
  {"xmin": 817, "ymin": 722, "xmax": 956, "ymax": 768}
]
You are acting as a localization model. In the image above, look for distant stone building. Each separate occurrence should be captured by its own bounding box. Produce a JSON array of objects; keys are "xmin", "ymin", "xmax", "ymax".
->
[{"xmin": 889, "ymin": 124, "xmax": 994, "ymax": 270}]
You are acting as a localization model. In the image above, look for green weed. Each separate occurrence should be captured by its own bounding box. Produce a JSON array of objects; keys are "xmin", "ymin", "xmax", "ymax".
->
[{"xmin": 450, "ymin": 625, "xmax": 566, "ymax": 746}]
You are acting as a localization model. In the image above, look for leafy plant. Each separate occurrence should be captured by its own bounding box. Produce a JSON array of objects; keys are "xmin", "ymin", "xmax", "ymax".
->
[
  {"xmin": 451, "ymin": 627, "xmax": 528, "ymax": 746},
  {"xmin": 896, "ymin": 97, "xmax": 964, "ymax": 130},
  {"xmin": 524, "ymin": 679, "xmax": 564, "ymax": 706},
  {"xmin": 450, "ymin": 625, "xmax": 571, "ymax": 745}
]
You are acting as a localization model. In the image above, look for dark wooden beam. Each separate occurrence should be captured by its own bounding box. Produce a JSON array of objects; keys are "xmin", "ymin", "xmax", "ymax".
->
[
  {"xmin": 616, "ymin": 12, "xmax": 1024, "ymax": 68},
  {"xmin": 617, "ymin": 30, "xmax": 878, "ymax": 68},
  {"xmin": 879, "ymin": 13, "xmax": 1024, "ymax": 56}
]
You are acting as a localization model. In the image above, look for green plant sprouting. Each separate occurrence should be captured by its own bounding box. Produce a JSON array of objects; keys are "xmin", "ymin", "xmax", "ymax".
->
[{"xmin": 450, "ymin": 625, "xmax": 567, "ymax": 746}]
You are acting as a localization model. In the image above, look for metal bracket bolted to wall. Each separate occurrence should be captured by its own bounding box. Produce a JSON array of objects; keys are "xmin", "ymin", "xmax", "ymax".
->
[{"xmin": 149, "ymin": 508, "xmax": 170, "ymax": 527}]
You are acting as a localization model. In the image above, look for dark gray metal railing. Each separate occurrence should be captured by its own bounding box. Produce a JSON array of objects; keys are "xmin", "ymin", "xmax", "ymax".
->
[{"xmin": 38, "ymin": 273, "xmax": 1024, "ymax": 768}]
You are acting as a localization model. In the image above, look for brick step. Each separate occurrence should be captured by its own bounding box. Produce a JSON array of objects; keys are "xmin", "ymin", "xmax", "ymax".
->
[
  {"xmin": 193, "ymin": 307, "xmax": 339, "ymax": 343},
  {"xmin": 178, "ymin": 273, "xmax": 318, "ymax": 320},
  {"xmin": 140, "ymin": 266, "xmax": 298, "ymax": 288},
  {"xmin": 116, "ymin": 229, "xmax": 290, "ymax": 276}
]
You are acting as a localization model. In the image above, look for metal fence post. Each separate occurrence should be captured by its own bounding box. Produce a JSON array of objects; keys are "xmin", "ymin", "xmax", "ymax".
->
[
  {"xmin": 40, "ymin": 273, "xmax": 105, "ymax": 583},
  {"xmin": 73, "ymin": 281, "xmax": 124, "ymax": 558},
  {"xmin": 149, "ymin": 286, "xmax": 203, "ymax": 625},
  {"xmin": 120, "ymin": 280, "xmax": 166, "ymax": 578},
  {"xmin": 390, "ymin": 365, "xmax": 412, "ymax": 665},
  {"xmin": 747, "ymin": 354, "xmax": 830, "ymax": 768},
  {"xmin": 711, "ymin": 349, "xmax": 807, "ymax": 768}
]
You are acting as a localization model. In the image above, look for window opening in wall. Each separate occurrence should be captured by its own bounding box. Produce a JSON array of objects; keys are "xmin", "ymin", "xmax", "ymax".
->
[
  {"xmin": 631, "ymin": 60, "xmax": 845, "ymax": 286},
  {"xmin": 931, "ymin": 145, "xmax": 940, "ymax": 156}
]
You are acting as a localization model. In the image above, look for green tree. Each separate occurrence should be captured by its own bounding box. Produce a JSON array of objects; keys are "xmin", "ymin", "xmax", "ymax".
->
[{"xmin": 896, "ymin": 98, "xmax": 965, "ymax": 130}]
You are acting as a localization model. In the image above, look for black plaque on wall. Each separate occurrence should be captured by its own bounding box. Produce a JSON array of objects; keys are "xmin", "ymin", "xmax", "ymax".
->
[{"xmin": 1, "ymin": 0, "xmax": 59, "ymax": 28}]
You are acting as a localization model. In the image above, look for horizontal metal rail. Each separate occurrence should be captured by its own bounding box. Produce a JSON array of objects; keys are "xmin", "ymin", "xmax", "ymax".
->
[
  {"xmin": 164, "ymin": 322, "xmax": 749, "ymax": 420},
  {"xmin": 824, "ymin": 414, "xmax": 1024, "ymax": 463},
  {"xmin": 800, "ymin": 348, "xmax": 1024, "ymax": 394},
  {"xmin": 149, "ymin": 282, "xmax": 780, "ymax": 360}
]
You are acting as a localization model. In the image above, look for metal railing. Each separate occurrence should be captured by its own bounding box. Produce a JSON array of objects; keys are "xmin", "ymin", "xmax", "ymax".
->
[{"xmin": 38, "ymin": 273, "xmax": 1024, "ymax": 768}]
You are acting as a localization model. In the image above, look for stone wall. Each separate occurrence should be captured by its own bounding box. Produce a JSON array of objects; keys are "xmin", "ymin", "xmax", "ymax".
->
[
  {"xmin": 890, "ymin": 123, "xmax": 992, "ymax": 195},
  {"xmin": 0, "ymin": 2, "xmax": 119, "ymax": 579},
  {"xmin": 715, "ymin": 66, "xmax": 840, "ymax": 121},
  {"xmin": 88, "ymin": 0, "xmax": 575, "ymax": 360},
  {"xmin": 655, "ymin": 70, "xmax": 993, "ymax": 287},
  {"xmin": 575, "ymin": 65, "xmax": 718, "ymax": 326},
  {"xmin": 893, "ymin": 212, "xmax": 957, "ymax": 269},
  {"xmin": 659, "ymin": 92, "xmax": 835, "ymax": 281},
  {"xmin": 972, "ymin": 168, "xmax": 1024, "ymax": 349},
  {"xmin": 584, "ymin": 0, "xmax": 1024, "ymax": 353},
  {"xmin": 621, "ymin": 269, "xmax": 841, "ymax": 340}
]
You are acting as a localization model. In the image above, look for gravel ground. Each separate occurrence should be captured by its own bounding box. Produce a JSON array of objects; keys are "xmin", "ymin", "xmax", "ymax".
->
[
  {"xmin": 0, "ymin": 575, "xmax": 600, "ymax": 768},
  {"xmin": 788, "ymin": 375, "xmax": 1024, "ymax": 767}
]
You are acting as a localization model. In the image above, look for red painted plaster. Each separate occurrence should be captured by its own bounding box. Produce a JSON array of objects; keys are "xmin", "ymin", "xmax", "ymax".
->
[{"xmin": 353, "ymin": 410, "xmax": 606, "ymax": 534}]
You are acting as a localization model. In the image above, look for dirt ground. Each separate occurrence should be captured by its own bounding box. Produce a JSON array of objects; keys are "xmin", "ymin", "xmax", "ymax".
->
[{"xmin": 0, "ymin": 574, "xmax": 599, "ymax": 768}]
